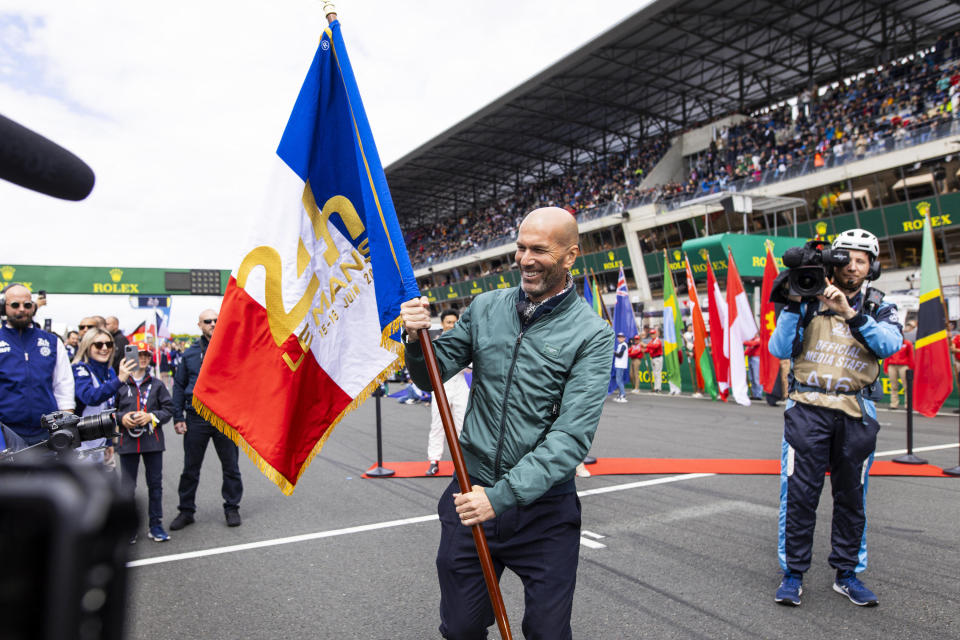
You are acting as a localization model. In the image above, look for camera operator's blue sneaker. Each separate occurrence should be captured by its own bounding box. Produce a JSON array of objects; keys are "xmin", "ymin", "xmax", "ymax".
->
[
  {"xmin": 833, "ymin": 570, "xmax": 878, "ymax": 606},
  {"xmin": 147, "ymin": 525, "xmax": 170, "ymax": 542},
  {"xmin": 774, "ymin": 571, "xmax": 802, "ymax": 606}
]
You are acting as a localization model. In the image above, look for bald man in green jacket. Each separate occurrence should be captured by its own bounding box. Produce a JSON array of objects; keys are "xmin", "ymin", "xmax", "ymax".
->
[{"xmin": 402, "ymin": 207, "xmax": 613, "ymax": 640}]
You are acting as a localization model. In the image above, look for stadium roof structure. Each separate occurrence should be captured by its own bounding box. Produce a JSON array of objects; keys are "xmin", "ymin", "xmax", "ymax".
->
[{"xmin": 385, "ymin": 0, "xmax": 960, "ymax": 226}]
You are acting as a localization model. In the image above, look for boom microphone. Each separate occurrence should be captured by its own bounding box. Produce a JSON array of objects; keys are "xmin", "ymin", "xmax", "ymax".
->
[{"xmin": 0, "ymin": 113, "xmax": 95, "ymax": 201}]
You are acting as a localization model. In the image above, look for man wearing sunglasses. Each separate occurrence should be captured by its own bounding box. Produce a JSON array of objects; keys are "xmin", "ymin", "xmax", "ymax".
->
[
  {"xmin": 77, "ymin": 316, "xmax": 104, "ymax": 339},
  {"xmin": 170, "ymin": 309, "xmax": 243, "ymax": 530},
  {"xmin": 0, "ymin": 284, "xmax": 75, "ymax": 445}
]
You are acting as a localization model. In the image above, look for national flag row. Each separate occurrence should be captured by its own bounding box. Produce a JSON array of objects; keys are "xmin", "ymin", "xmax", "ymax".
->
[
  {"xmin": 594, "ymin": 229, "xmax": 954, "ymax": 415},
  {"xmin": 589, "ymin": 252, "xmax": 768, "ymax": 406}
]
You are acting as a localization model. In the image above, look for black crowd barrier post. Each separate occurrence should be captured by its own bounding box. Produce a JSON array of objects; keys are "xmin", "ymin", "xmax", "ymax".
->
[
  {"xmin": 366, "ymin": 385, "xmax": 395, "ymax": 478},
  {"xmin": 893, "ymin": 370, "xmax": 927, "ymax": 465}
]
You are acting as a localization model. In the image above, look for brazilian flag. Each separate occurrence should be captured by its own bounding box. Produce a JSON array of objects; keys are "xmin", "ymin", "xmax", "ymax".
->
[{"xmin": 662, "ymin": 251, "xmax": 684, "ymax": 392}]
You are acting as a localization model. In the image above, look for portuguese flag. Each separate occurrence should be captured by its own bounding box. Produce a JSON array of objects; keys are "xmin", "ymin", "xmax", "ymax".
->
[
  {"xmin": 914, "ymin": 206, "xmax": 954, "ymax": 417},
  {"xmin": 683, "ymin": 253, "xmax": 718, "ymax": 398}
]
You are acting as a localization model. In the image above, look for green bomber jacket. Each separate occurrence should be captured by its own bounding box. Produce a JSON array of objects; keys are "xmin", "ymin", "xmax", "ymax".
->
[{"xmin": 405, "ymin": 286, "xmax": 614, "ymax": 515}]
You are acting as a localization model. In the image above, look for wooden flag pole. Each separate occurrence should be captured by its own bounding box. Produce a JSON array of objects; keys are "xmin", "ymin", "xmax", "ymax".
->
[
  {"xmin": 322, "ymin": 5, "xmax": 510, "ymax": 636},
  {"xmin": 418, "ymin": 331, "xmax": 513, "ymax": 640}
]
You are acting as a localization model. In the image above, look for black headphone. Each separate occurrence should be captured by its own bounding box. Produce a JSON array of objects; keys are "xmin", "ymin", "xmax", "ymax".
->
[
  {"xmin": 0, "ymin": 283, "xmax": 29, "ymax": 318},
  {"xmin": 866, "ymin": 259, "xmax": 881, "ymax": 282}
]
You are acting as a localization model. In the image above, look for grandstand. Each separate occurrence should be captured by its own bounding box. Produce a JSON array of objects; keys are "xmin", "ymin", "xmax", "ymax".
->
[{"xmin": 385, "ymin": 0, "xmax": 960, "ymax": 319}]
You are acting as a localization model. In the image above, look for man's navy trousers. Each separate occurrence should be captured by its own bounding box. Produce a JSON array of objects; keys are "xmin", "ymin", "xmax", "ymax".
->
[
  {"xmin": 436, "ymin": 478, "xmax": 581, "ymax": 640},
  {"xmin": 779, "ymin": 402, "xmax": 879, "ymax": 575},
  {"xmin": 177, "ymin": 412, "xmax": 242, "ymax": 514}
]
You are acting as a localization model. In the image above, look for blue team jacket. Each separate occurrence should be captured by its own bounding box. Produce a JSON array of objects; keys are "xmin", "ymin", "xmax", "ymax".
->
[
  {"xmin": 0, "ymin": 325, "xmax": 62, "ymax": 440},
  {"xmin": 73, "ymin": 359, "xmax": 123, "ymax": 415}
]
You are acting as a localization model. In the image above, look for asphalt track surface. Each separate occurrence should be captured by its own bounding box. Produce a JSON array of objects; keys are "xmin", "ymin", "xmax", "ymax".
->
[{"xmin": 124, "ymin": 392, "xmax": 959, "ymax": 640}]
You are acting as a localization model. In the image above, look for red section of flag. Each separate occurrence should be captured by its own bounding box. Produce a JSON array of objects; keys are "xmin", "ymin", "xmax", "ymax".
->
[
  {"xmin": 126, "ymin": 321, "xmax": 145, "ymax": 343},
  {"xmin": 759, "ymin": 246, "xmax": 781, "ymax": 394},
  {"xmin": 914, "ymin": 339, "xmax": 953, "ymax": 417},
  {"xmin": 705, "ymin": 259, "xmax": 729, "ymax": 400},
  {"xmin": 192, "ymin": 278, "xmax": 353, "ymax": 489}
]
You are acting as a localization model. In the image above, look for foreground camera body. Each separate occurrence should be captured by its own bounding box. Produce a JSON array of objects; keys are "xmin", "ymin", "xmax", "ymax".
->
[
  {"xmin": 0, "ymin": 460, "xmax": 137, "ymax": 640},
  {"xmin": 40, "ymin": 410, "xmax": 119, "ymax": 455},
  {"xmin": 781, "ymin": 241, "xmax": 850, "ymax": 299}
]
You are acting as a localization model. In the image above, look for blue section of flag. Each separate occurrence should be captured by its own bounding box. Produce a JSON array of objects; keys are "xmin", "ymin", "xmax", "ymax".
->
[
  {"xmin": 275, "ymin": 21, "xmax": 419, "ymax": 332},
  {"xmin": 583, "ymin": 275, "xmax": 594, "ymax": 307},
  {"xmin": 612, "ymin": 266, "xmax": 638, "ymax": 339}
]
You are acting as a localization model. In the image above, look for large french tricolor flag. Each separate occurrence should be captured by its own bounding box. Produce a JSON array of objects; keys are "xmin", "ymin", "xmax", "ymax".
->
[{"xmin": 192, "ymin": 20, "xmax": 419, "ymax": 494}]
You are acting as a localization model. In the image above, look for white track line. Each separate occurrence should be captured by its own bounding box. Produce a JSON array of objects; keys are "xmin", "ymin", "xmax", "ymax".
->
[
  {"xmin": 129, "ymin": 475, "xmax": 716, "ymax": 568},
  {"xmin": 127, "ymin": 515, "xmax": 438, "ymax": 568},
  {"xmin": 130, "ymin": 444, "xmax": 958, "ymax": 569},
  {"xmin": 579, "ymin": 537, "xmax": 606, "ymax": 549},
  {"xmin": 876, "ymin": 443, "xmax": 958, "ymax": 457}
]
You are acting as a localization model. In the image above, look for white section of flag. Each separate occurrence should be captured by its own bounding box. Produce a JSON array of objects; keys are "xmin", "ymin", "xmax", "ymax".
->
[
  {"xmin": 156, "ymin": 309, "xmax": 171, "ymax": 339},
  {"xmin": 724, "ymin": 265, "xmax": 758, "ymax": 406},
  {"xmin": 234, "ymin": 158, "xmax": 397, "ymax": 398}
]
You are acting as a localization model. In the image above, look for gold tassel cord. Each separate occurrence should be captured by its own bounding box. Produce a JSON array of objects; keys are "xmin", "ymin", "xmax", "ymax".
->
[{"xmin": 192, "ymin": 314, "xmax": 407, "ymax": 495}]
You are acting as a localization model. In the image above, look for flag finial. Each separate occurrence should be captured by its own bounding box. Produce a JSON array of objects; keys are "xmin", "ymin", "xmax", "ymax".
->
[{"xmin": 323, "ymin": 1, "xmax": 337, "ymax": 21}]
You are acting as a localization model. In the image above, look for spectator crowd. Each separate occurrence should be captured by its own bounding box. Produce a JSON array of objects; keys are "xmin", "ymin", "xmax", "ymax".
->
[
  {"xmin": 404, "ymin": 33, "xmax": 960, "ymax": 268},
  {"xmin": 405, "ymin": 136, "xmax": 670, "ymax": 266},
  {"xmin": 0, "ymin": 291, "xmax": 242, "ymax": 544}
]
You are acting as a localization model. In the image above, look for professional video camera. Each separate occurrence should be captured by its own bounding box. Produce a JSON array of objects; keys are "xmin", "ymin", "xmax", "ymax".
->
[
  {"xmin": 0, "ymin": 411, "xmax": 137, "ymax": 640},
  {"xmin": 1, "ymin": 409, "xmax": 120, "ymax": 463},
  {"xmin": 780, "ymin": 240, "xmax": 850, "ymax": 299}
]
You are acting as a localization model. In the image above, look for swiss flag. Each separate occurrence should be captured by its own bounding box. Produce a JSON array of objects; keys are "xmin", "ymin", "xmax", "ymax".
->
[
  {"xmin": 724, "ymin": 250, "xmax": 758, "ymax": 406},
  {"xmin": 705, "ymin": 258, "xmax": 729, "ymax": 400}
]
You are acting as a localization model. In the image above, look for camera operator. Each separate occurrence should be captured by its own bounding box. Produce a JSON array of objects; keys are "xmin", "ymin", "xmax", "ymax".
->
[
  {"xmin": 769, "ymin": 229, "xmax": 902, "ymax": 608},
  {"xmin": 0, "ymin": 284, "xmax": 75, "ymax": 445}
]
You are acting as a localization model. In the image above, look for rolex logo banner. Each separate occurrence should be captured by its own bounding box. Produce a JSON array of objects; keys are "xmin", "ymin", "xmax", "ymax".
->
[{"xmin": 192, "ymin": 20, "xmax": 419, "ymax": 494}]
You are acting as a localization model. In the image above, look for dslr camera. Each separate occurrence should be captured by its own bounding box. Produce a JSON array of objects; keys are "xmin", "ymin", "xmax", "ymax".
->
[
  {"xmin": 41, "ymin": 410, "xmax": 120, "ymax": 456},
  {"xmin": 780, "ymin": 240, "xmax": 850, "ymax": 299}
]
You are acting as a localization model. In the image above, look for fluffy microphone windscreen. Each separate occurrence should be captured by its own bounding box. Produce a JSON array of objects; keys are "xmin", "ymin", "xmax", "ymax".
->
[{"xmin": 0, "ymin": 114, "xmax": 95, "ymax": 201}]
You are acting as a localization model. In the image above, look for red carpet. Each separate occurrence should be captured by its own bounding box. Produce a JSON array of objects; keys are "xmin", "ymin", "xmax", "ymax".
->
[{"xmin": 363, "ymin": 458, "xmax": 956, "ymax": 479}]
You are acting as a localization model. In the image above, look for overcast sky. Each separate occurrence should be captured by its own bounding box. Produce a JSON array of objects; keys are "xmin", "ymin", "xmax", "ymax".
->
[{"xmin": 1, "ymin": 0, "xmax": 648, "ymax": 332}]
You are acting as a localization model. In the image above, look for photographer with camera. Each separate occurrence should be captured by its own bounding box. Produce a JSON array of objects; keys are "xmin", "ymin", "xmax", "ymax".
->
[
  {"xmin": 0, "ymin": 284, "xmax": 76, "ymax": 446},
  {"xmin": 116, "ymin": 343, "xmax": 174, "ymax": 543},
  {"xmin": 769, "ymin": 229, "xmax": 902, "ymax": 608},
  {"xmin": 72, "ymin": 328, "xmax": 137, "ymax": 466}
]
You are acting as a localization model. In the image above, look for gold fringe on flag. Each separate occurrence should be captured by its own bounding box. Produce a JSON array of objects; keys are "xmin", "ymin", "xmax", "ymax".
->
[{"xmin": 192, "ymin": 314, "xmax": 406, "ymax": 496}]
